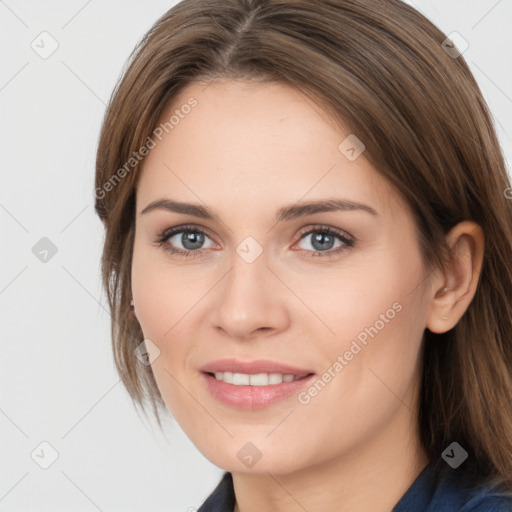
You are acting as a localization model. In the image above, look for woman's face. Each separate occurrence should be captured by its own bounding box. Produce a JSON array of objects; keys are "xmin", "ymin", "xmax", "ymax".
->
[{"xmin": 131, "ymin": 79, "xmax": 431, "ymax": 474}]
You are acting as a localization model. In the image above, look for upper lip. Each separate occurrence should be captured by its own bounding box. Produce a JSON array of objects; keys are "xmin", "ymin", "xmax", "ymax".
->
[{"xmin": 201, "ymin": 358, "xmax": 314, "ymax": 376}]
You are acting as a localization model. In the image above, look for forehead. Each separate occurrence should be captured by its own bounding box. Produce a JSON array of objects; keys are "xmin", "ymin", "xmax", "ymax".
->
[{"xmin": 135, "ymin": 79, "xmax": 400, "ymax": 219}]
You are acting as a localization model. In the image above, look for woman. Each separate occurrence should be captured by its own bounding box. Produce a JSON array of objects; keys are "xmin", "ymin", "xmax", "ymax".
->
[{"xmin": 94, "ymin": 0, "xmax": 512, "ymax": 510}]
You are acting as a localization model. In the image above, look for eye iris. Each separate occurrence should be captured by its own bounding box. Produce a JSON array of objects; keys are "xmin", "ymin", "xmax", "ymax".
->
[
  {"xmin": 311, "ymin": 232, "xmax": 335, "ymax": 251},
  {"xmin": 182, "ymin": 231, "xmax": 204, "ymax": 250}
]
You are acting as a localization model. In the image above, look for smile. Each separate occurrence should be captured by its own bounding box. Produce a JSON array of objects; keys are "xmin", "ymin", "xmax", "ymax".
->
[
  {"xmin": 201, "ymin": 370, "xmax": 315, "ymax": 409},
  {"xmin": 209, "ymin": 371, "xmax": 308, "ymax": 385}
]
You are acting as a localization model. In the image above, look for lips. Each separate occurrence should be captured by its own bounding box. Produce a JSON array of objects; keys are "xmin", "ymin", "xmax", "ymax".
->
[
  {"xmin": 200, "ymin": 358, "xmax": 316, "ymax": 409},
  {"xmin": 200, "ymin": 358, "xmax": 314, "ymax": 377}
]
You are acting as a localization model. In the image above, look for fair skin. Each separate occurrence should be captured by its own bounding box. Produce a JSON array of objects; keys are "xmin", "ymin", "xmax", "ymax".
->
[{"xmin": 130, "ymin": 79, "xmax": 484, "ymax": 512}]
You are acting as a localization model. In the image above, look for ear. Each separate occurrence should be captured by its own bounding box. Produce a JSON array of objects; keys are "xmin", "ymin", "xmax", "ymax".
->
[{"xmin": 425, "ymin": 221, "xmax": 484, "ymax": 334}]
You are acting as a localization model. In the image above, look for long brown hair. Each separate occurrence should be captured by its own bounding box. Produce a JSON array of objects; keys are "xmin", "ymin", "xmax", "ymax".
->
[{"xmin": 94, "ymin": 0, "xmax": 512, "ymax": 491}]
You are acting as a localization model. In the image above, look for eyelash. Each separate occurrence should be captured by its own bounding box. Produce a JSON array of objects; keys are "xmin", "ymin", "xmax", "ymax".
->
[{"xmin": 154, "ymin": 224, "xmax": 355, "ymax": 259}]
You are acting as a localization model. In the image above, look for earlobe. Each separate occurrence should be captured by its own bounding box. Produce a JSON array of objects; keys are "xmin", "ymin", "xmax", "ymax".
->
[{"xmin": 425, "ymin": 221, "xmax": 484, "ymax": 334}]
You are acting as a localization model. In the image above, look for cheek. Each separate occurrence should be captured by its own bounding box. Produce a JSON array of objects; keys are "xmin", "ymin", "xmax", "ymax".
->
[
  {"xmin": 131, "ymin": 244, "xmax": 205, "ymax": 340},
  {"xmin": 289, "ymin": 296, "xmax": 426, "ymax": 468},
  {"xmin": 287, "ymin": 245, "xmax": 424, "ymax": 346},
  {"xmin": 131, "ymin": 252, "xmax": 192, "ymax": 415},
  {"xmin": 301, "ymin": 244, "xmax": 427, "ymax": 403}
]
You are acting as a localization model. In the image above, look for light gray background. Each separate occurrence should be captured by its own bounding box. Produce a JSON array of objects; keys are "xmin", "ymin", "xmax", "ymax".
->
[{"xmin": 1, "ymin": 1, "xmax": 511, "ymax": 511}]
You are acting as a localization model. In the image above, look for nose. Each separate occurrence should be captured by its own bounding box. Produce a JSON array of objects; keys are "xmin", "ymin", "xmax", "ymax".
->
[{"xmin": 212, "ymin": 248, "xmax": 291, "ymax": 340}]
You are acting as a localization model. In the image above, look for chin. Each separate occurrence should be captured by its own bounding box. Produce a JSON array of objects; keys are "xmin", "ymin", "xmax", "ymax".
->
[{"xmin": 198, "ymin": 442, "xmax": 314, "ymax": 476}]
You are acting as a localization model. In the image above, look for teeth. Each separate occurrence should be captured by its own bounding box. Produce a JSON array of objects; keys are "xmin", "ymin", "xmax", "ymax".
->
[
  {"xmin": 233, "ymin": 373, "xmax": 250, "ymax": 385},
  {"xmin": 212, "ymin": 372, "xmax": 303, "ymax": 385},
  {"xmin": 268, "ymin": 373, "xmax": 284, "ymax": 385}
]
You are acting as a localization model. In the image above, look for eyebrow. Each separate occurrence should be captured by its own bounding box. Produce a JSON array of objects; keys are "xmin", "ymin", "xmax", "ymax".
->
[{"xmin": 140, "ymin": 198, "xmax": 378, "ymax": 223}]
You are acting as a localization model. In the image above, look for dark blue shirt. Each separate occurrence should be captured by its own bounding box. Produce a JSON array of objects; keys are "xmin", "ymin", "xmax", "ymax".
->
[{"xmin": 197, "ymin": 461, "xmax": 512, "ymax": 511}]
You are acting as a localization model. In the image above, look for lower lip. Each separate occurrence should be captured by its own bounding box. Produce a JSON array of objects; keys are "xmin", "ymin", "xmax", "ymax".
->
[{"xmin": 201, "ymin": 372, "xmax": 316, "ymax": 410}]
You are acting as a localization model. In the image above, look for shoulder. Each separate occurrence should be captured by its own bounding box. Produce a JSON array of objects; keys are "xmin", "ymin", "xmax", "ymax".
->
[
  {"xmin": 393, "ymin": 461, "xmax": 512, "ymax": 512},
  {"xmin": 459, "ymin": 492, "xmax": 512, "ymax": 512},
  {"xmin": 431, "ymin": 466, "xmax": 512, "ymax": 512}
]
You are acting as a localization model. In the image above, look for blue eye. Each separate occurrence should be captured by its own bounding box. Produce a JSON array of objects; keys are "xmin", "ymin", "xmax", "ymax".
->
[
  {"xmin": 296, "ymin": 226, "xmax": 354, "ymax": 257},
  {"xmin": 155, "ymin": 224, "xmax": 216, "ymax": 258},
  {"xmin": 154, "ymin": 224, "xmax": 355, "ymax": 259}
]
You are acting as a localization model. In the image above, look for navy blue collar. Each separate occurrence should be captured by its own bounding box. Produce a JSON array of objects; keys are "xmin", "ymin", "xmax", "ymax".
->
[
  {"xmin": 198, "ymin": 471, "xmax": 235, "ymax": 512},
  {"xmin": 197, "ymin": 461, "xmax": 512, "ymax": 512}
]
